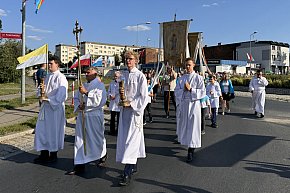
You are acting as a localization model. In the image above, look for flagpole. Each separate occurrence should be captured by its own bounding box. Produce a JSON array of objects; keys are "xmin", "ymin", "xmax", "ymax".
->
[
  {"xmin": 21, "ymin": 0, "xmax": 26, "ymax": 104},
  {"xmin": 73, "ymin": 20, "xmax": 87, "ymax": 155}
]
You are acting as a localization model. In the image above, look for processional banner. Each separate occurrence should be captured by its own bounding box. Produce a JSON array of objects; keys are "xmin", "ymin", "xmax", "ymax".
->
[{"xmin": 163, "ymin": 20, "xmax": 189, "ymax": 67}]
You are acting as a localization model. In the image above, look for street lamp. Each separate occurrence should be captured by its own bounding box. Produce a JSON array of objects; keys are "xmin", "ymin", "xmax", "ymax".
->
[
  {"xmin": 249, "ymin": 31, "xmax": 257, "ymax": 74},
  {"xmin": 136, "ymin": 22, "xmax": 151, "ymax": 47},
  {"xmin": 146, "ymin": 38, "xmax": 151, "ymax": 47}
]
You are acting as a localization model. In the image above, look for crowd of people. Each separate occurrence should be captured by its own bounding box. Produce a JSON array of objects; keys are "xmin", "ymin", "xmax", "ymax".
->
[{"xmin": 32, "ymin": 52, "xmax": 268, "ymax": 186}]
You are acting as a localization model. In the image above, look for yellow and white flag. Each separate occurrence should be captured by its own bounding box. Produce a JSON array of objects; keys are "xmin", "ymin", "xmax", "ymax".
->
[{"xmin": 16, "ymin": 44, "xmax": 48, "ymax": 69}]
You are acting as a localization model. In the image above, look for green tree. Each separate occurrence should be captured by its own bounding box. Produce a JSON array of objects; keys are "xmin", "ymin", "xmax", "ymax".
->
[{"xmin": 0, "ymin": 40, "xmax": 22, "ymax": 83}]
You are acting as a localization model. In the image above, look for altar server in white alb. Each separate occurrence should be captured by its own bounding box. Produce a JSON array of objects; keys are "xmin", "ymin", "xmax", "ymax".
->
[
  {"xmin": 107, "ymin": 71, "xmax": 121, "ymax": 136},
  {"xmin": 67, "ymin": 67, "xmax": 107, "ymax": 175},
  {"xmin": 34, "ymin": 56, "xmax": 68, "ymax": 164},
  {"xmin": 116, "ymin": 50, "xmax": 148, "ymax": 186},
  {"xmin": 175, "ymin": 58, "xmax": 206, "ymax": 163},
  {"xmin": 249, "ymin": 70, "xmax": 268, "ymax": 118},
  {"xmin": 206, "ymin": 75, "xmax": 222, "ymax": 128}
]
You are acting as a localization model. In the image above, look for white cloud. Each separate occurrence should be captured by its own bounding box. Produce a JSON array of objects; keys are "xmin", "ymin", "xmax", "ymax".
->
[
  {"xmin": 0, "ymin": 9, "xmax": 8, "ymax": 16},
  {"xmin": 202, "ymin": 3, "xmax": 219, "ymax": 7},
  {"xmin": 26, "ymin": 25, "xmax": 53, "ymax": 33},
  {"xmin": 123, "ymin": 25, "xmax": 151, "ymax": 32},
  {"xmin": 27, "ymin": 35, "xmax": 42, "ymax": 41}
]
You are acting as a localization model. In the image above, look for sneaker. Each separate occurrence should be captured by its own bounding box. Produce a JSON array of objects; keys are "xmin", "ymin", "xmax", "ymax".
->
[
  {"xmin": 227, "ymin": 109, "xmax": 231, "ymax": 113},
  {"xmin": 119, "ymin": 175, "xmax": 131, "ymax": 186},
  {"xmin": 222, "ymin": 112, "xmax": 225, "ymax": 115},
  {"xmin": 201, "ymin": 131, "xmax": 205, "ymax": 135},
  {"xmin": 143, "ymin": 122, "xmax": 147, "ymax": 126},
  {"xmin": 211, "ymin": 124, "xmax": 218, "ymax": 128}
]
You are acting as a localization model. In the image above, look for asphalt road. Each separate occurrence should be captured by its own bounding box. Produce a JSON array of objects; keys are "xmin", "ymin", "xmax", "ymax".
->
[{"xmin": 0, "ymin": 96, "xmax": 290, "ymax": 193}]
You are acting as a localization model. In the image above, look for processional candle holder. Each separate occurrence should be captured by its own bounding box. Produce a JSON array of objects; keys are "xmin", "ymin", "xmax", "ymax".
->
[
  {"xmin": 118, "ymin": 80, "xmax": 130, "ymax": 107},
  {"xmin": 39, "ymin": 78, "xmax": 46, "ymax": 100}
]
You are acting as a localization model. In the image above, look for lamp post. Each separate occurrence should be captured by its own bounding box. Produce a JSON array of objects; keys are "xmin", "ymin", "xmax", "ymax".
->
[
  {"xmin": 136, "ymin": 22, "xmax": 151, "ymax": 47},
  {"xmin": 249, "ymin": 31, "xmax": 257, "ymax": 75},
  {"xmin": 146, "ymin": 38, "xmax": 151, "ymax": 47}
]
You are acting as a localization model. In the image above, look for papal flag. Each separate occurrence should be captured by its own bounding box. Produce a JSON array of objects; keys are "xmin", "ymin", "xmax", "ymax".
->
[
  {"xmin": 16, "ymin": 44, "xmax": 48, "ymax": 69},
  {"xmin": 162, "ymin": 20, "xmax": 190, "ymax": 67}
]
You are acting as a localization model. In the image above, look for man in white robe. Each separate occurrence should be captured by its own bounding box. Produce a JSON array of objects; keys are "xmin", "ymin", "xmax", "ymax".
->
[
  {"xmin": 67, "ymin": 67, "xmax": 107, "ymax": 175},
  {"xmin": 249, "ymin": 70, "xmax": 268, "ymax": 118},
  {"xmin": 107, "ymin": 71, "xmax": 121, "ymax": 136},
  {"xmin": 34, "ymin": 56, "xmax": 68, "ymax": 163},
  {"xmin": 116, "ymin": 50, "xmax": 148, "ymax": 186},
  {"xmin": 175, "ymin": 58, "xmax": 206, "ymax": 163}
]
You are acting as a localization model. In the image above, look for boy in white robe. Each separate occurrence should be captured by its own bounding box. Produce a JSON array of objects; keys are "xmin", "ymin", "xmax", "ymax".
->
[
  {"xmin": 116, "ymin": 51, "xmax": 148, "ymax": 186},
  {"xmin": 108, "ymin": 71, "xmax": 121, "ymax": 136},
  {"xmin": 206, "ymin": 75, "xmax": 222, "ymax": 128},
  {"xmin": 34, "ymin": 56, "xmax": 68, "ymax": 164},
  {"xmin": 249, "ymin": 70, "xmax": 268, "ymax": 118},
  {"xmin": 67, "ymin": 67, "xmax": 107, "ymax": 175},
  {"xmin": 175, "ymin": 58, "xmax": 206, "ymax": 163}
]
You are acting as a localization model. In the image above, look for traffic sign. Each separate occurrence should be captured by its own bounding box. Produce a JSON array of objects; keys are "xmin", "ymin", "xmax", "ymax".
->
[{"xmin": 0, "ymin": 32, "xmax": 22, "ymax": 39}]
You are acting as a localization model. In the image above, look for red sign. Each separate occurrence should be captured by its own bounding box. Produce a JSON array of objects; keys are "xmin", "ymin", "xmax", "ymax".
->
[{"xmin": 0, "ymin": 32, "xmax": 22, "ymax": 39}]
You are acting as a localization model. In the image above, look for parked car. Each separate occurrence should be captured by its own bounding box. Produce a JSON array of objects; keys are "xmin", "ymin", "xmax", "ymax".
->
[{"xmin": 64, "ymin": 73, "xmax": 77, "ymax": 80}]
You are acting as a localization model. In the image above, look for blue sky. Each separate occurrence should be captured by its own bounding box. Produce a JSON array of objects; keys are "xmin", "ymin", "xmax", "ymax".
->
[{"xmin": 1, "ymin": 0, "xmax": 290, "ymax": 53}]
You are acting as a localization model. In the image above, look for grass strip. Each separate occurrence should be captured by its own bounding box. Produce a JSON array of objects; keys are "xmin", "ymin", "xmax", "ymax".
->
[
  {"xmin": 0, "ymin": 105, "xmax": 76, "ymax": 137},
  {"xmin": 0, "ymin": 96, "xmax": 39, "ymax": 112}
]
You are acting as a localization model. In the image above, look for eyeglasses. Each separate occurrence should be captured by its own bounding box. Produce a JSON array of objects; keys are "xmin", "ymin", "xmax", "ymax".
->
[{"xmin": 126, "ymin": 57, "xmax": 135, "ymax": 60}]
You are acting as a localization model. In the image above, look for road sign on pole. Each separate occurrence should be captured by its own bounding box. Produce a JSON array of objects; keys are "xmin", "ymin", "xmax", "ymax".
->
[{"xmin": 0, "ymin": 32, "xmax": 22, "ymax": 39}]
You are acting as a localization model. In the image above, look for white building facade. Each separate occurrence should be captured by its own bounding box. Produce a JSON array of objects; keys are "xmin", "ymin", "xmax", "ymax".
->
[
  {"xmin": 237, "ymin": 41, "xmax": 289, "ymax": 74},
  {"xmin": 55, "ymin": 42, "xmax": 141, "ymax": 64}
]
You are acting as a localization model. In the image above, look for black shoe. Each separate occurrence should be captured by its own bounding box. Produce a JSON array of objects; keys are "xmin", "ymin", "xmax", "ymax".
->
[
  {"xmin": 201, "ymin": 130, "xmax": 205, "ymax": 135},
  {"xmin": 33, "ymin": 156, "xmax": 47, "ymax": 164},
  {"xmin": 66, "ymin": 164, "xmax": 85, "ymax": 175},
  {"xmin": 66, "ymin": 170, "xmax": 82, "ymax": 175},
  {"xmin": 211, "ymin": 124, "xmax": 218, "ymax": 128},
  {"xmin": 46, "ymin": 156, "xmax": 58, "ymax": 163},
  {"xmin": 259, "ymin": 114, "xmax": 264, "ymax": 118},
  {"xmin": 131, "ymin": 168, "xmax": 137, "ymax": 175},
  {"xmin": 119, "ymin": 175, "xmax": 131, "ymax": 186},
  {"xmin": 254, "ymin": 111, "xmax": 257, "ymax": 115},
  {"xmin": 97, "ymin": 154, "xmax": 107, "ymax": 167},
  {"xmin": 149, "ymin": 119, "xmax": 153, "ymax": 123},
  {"xmin": 186, "ymin": 152, "xmax": 194, "ymax": 163}
]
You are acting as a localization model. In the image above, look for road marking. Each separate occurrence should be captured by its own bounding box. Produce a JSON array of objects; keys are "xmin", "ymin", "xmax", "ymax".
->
[{"xmin": 242, "ymin": 117, "xmax": 290, "ymax": 125}]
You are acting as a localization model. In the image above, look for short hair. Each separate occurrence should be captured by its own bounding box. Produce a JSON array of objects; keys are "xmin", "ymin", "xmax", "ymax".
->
[
  {"xmin": 49, "ymin": 55, "xmax": 61, "ymax": 65},
  {"xmin": 209, "ymin": 75, "xmax": 216, "ymax": 80},
  {"xmin": 185, "ymin": 57, "xmax": 194, "ymax": 63},
  {"xmin": 256, "ymin": 69, "xmax": 261, "ymax": 74},
  {"xmin": 85, "ymin": 66, "xmax": 98, "ymax": 74},
  {"xmin": 124, "ymin": 50, "xmax": 139, "ymax": 62}
]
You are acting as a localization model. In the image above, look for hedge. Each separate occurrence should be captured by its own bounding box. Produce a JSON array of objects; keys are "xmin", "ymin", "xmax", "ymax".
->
[{"xmin": 230, "ymin": 75, "xmax": 290, "ymax": 89}]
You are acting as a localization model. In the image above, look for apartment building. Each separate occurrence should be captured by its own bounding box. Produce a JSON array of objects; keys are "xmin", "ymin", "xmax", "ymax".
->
[
  {"xmin": 204, "ymin": 41, "xmax": 289, "ymax": 74},
  {"xmin": 55, "ymin": 42, "xmax": 141, "ymax": 64},
  {"xmin": 55, "ymin": 44, "xmax": 78, "ymax": 64}
]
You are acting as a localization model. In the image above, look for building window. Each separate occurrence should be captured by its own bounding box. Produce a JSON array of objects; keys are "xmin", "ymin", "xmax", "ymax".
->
[
  {"xmin": 104, "ymin": 46, "xmax": 106, "ymax": 49},
  {"xmin": 272, "ymin": 45, "xmax": 275, "ymax": 50},
  {"xmin": 272, "ymin": 55, "xmax": 276, "ymax": 61}
]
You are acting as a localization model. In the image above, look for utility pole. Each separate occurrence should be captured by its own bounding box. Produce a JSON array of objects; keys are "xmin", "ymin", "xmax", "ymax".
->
[{"xmin": 21, "ymin": 0, "xmax": 26, "ymax": 104}]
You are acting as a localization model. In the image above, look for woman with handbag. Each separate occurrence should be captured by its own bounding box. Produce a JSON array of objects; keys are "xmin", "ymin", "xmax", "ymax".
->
[{"xmin": 219, "ymin": 72, "xmax": 235, "ymax": 115}]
